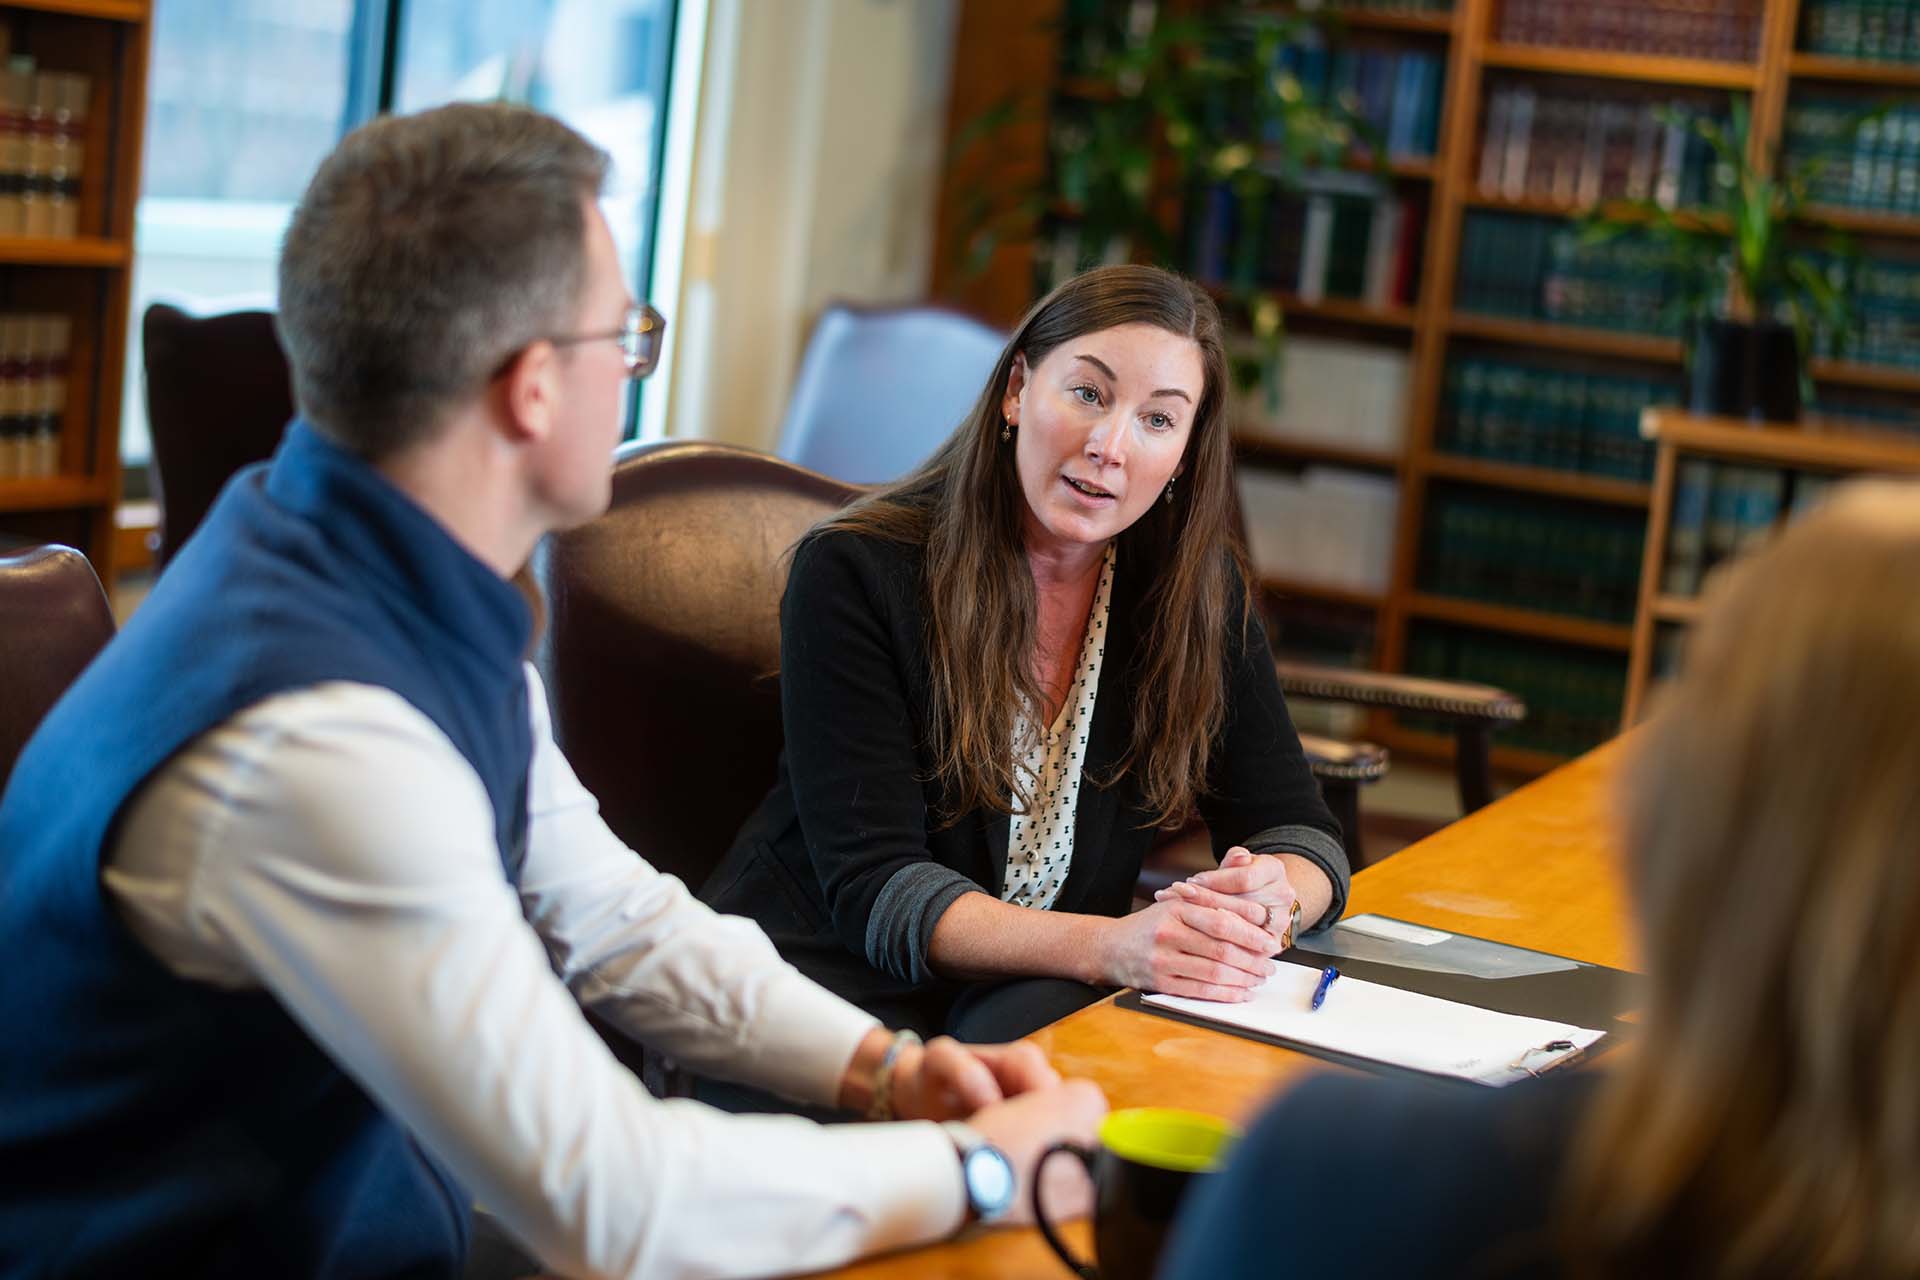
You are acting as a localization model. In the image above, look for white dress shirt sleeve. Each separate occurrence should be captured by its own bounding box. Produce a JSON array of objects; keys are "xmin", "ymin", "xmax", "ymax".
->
[
  {"xmin": 512, "ymin": 664, "xmax": 882, "ymax": 1103},
  {"xmin": 105, "ymin": 674, "xmax": 965, "ymax": 1280}
]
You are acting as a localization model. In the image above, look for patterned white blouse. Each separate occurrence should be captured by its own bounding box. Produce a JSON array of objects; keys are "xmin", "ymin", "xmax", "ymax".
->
[{"xmin": 1003, "ymin": 543, "xmax": 1116, "ymax": 911}]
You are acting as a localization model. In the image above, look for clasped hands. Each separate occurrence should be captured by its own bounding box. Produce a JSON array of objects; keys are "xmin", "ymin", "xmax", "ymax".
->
[
  {"xmin": 1102, "ymin": 847, "xmax": 1299, "ymax": 1002},
  {"xmin": 838, "ymin": 1029, "xmax": 1108, "ymax": 1226}
]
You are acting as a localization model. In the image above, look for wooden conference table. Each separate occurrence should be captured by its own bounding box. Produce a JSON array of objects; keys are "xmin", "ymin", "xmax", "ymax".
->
[{"xmin": 815, "ymin": 737, "xmax": 1636, "ymax": 1280}]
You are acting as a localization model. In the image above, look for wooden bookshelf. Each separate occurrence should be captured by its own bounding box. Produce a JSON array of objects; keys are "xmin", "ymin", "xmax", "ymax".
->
[
  {"xmin": 1384, "ymin": 155, "xmax": 1442, "ymax": 180},
  {"xmin": 1208, "ymin": 283, "xmax": 1422, "ymax": 331},
  {"xmin": 6, "ymin": 0, "xmax": 143, "ymax": 20},
  {"xmin": 1478, "ymin": 44, "xmax": 1763, "ymax": 89},
  {"xmin": 933, "ymin": 0, "xmax": 1920, "ymax": 778},
  {"xmin": 1259, "ymin": 574, "xmax": 1386, "ymax": 610},
  {"xmin": 0, "ymin": 472, "xmax": 112, "ymax": 510},
  {"xmin": 1803, "ymin": 205, "xmax": 1920, "ymax": 238},
  {"xmin": 1232, "ymin": 431, "xmax": 1402, "ymax": 471},
  {"xmin": 1282, "ymin": 292, "xmax": 1421, "ymax": 329},
  {"xmin": 1637, "ymin": 407, "xmax": 1920, "ymax": 473},
  {"xmin": 1448, "ymin": 312, "xmax": 1684, "ymax": 363},
  {"xmin": 1623, "ymin": 408, "xmax": 1920, "ymax": 724},
  {"xmin": 1406, "ymin": 592, "xmax": 1635, "ymax": 650},
  {"xmin": 0, "ymin": 234, "xmax": 129, "ymax": 266},
  {"xmin": 1810, "ymin": 358, "xmax": 1920, "ymax": 395},
  {"xmin": 1650, "ymin": 594, "xmax": 1704, "ymax": 624},
  {"xmin": 1459, "ymin": 190, "xmax": 1736, "ymax": 235},
  {"xmin": 0, "ymin": 1, "xmax": 150, "ymax": 585},
  {"xmin": 1271, "ymin": 7, "xmax": 1459, "ymax": 35},
  {"xmin": 1420, "ymin": 452, "xmax": 1652, "ymax": 504},
  {"xmin": 1788, "ymin": 52, "xmax": 1920, "ymax": 87}
]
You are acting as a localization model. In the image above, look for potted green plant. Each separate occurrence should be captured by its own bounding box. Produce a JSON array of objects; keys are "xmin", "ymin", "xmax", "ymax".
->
[
  {"xmin": 952, "ymin": 4, "xmax": 1376, "ymax": 386},
  {"xmin": 1581, "ymin": 96, "xmax": 1879, "ymax": 423}
]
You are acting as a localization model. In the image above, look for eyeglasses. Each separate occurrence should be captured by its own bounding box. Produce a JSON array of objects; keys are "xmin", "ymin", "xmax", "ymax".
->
[{"xmin": 549, "ymin": 303, "xmax": 667, "ymax": 379}]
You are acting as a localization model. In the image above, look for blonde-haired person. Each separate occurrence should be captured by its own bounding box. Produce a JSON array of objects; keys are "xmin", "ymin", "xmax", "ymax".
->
[
  {"xmin": 1162, "ymin": 478, "xmax": 1920, "ymax": 1279},
  {"xmin": 701, "ymin": 265, "xmax": 1347, "ymax": 1072}
]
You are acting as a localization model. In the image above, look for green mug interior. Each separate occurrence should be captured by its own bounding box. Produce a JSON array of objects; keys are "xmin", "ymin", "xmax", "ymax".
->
[{"xmin": 1098, "ymin": 1107, "xmax": 1238, "ymax": 1174}]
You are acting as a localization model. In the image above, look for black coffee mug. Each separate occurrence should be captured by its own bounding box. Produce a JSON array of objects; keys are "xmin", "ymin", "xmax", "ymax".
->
[{"xmin": 1033, "ymin": 1106, "xmax": 1238, "ymax": 1280}]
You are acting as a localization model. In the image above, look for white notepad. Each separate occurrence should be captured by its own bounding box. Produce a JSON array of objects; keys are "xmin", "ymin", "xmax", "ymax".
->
[{"xmin": 1143, "ymin": 961, "xmax": 1605, "ymax": 1086}]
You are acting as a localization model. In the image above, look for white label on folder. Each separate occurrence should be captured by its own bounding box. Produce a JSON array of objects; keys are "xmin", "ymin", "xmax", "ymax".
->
[{"xmin": 1339, "ymin": 914, "xmax": 1451, "ymax": 946}]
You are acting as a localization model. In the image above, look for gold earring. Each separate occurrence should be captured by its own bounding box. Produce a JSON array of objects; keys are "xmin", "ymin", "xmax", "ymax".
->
[
  {"xmin": 1165, "ymin": 478, "xmax": 1176, "ymax": 505},
  {"xmin": 1001, "ymin": 416, "xmax": 1013, "ymax": 443}
]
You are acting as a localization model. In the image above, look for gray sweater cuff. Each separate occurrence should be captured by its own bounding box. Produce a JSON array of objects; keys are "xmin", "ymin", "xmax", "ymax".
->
[
  {"xmin": 865, "ymin": 862, "xmax": 981, "ymax": 984},
  {"xmin": 1241, "ymin": 823, "xmax": 1349, "ymax": 932}
]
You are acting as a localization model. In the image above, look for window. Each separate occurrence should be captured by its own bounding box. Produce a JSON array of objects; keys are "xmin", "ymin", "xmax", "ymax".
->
[
  {"xmin": 395, "ymin": 0, "xmax": 677, "ymax": 304},
  {"xmin": 123, "ymin": 0, "xmax": 358, "ymax": 478},
  {"xmin": 123, "ymin": 0, "xmax": 682, "ymax": 482}
]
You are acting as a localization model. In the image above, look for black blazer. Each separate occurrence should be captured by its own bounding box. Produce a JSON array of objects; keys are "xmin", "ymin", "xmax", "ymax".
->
[{"xmin": 701, "ymin": 527, "xmax": 1346, "ymax": 1031}]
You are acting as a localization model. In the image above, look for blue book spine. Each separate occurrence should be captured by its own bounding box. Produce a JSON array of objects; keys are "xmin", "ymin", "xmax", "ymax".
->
[{"xmin": 1662, "ymin": 459, "xmax": 1713, "ymax": 596}]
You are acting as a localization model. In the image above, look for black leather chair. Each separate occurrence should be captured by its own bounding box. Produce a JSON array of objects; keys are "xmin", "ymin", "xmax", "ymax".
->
[
  {"xmin": 142, "ymin": 303, "xmax": 294, "ymax": 567},
  {"xmin": 0, "ymin": 544, "xmax": 116, "ymax": 790}
]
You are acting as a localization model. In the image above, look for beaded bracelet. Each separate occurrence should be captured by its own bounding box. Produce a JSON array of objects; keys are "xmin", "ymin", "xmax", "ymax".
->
[{"xmin": 866, "ymin": 1028, "xmax": 923, "ymax": 1121}]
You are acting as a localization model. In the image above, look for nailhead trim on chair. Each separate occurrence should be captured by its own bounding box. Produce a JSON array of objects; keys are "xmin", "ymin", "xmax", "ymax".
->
[
  {"xmin": 1298, "ymin": 732, "xmax": 1391, "ymax": 784},
  {"xmin": 1277, "ymin": 668, "xmax": 1527, "ymax": 724}
]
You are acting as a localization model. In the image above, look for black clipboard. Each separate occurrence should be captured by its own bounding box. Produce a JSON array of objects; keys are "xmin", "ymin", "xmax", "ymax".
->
[{"xmin": 1117, "ymin": 917, "xmax": 1640, "ymax": 1088}]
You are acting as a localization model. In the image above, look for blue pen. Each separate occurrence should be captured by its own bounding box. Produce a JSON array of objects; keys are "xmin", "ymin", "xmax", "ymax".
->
[{"xmin": 1309, "ymin": 966, "xmax": 1339, "ymax": 1012}]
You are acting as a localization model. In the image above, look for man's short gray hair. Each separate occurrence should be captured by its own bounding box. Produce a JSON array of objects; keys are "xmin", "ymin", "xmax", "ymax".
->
[{"xmin": 276, "ymin": 102, "xmax": 610, "ymax": 459}]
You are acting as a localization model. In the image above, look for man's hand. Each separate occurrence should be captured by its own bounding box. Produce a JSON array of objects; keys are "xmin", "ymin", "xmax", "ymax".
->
[
  {"xmin": 839, "ymin": 1030, "xmax": 1061, "ymax": 1120},
  {"xmin": 966, "ymin": 1079, "xmax": 1108, "ymax": 1227},
  {"xmin": 890, "ymin": 1037, "xmax": 1061, "ymax": 1121}
]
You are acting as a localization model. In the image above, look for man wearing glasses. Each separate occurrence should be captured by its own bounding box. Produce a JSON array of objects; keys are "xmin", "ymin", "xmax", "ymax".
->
[{"xmin": 0, "ymin": 104, "xmax": 1102, "ymax": 1279}]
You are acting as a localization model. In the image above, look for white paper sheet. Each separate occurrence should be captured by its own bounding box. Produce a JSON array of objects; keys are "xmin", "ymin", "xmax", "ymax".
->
[{"xmin": 1142, "ymin": 961, "xmax": 1605, "ymax": 1086}]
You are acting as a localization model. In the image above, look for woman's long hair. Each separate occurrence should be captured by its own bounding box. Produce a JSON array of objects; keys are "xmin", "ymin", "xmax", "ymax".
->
[
  {"xmin": 1567, "ymin": 481, "xmax": 1920, "ymax": 1276},
  {"xmin": 813, "ymin": 265, "xmax": 1247, "ymax": 827}
]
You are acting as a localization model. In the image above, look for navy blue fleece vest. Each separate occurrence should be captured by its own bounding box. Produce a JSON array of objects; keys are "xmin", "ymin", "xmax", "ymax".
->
[{"xmin": 0, "ymin": 421, "xmax": 533, "ymax": 1278}]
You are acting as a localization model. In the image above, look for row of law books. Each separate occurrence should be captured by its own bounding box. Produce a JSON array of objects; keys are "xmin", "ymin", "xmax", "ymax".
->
[
  {"xmin": 0, "ymin": 311, "xmax": 71, "ymax": 482},
  {"xmin": 0, "ymin": 53, "xmax": 92, "ymax": 240},
  {"xmin": 1495, "ymin": 0, "xmax": 1764, "ymax": 62},
  {"xmin": 1456, "ymin": 211, "xmax": 1681, "ymax": 335},
  {"xmin": 1810, "ymin": 252, "xmax": 1920, "ymax": 369},
  {"xmin": 1055, "ymin": 0, "xmax": 1156, "ymax": 68},
  {"xmin": 1799, "ymin": 0, "xmax": 1920, "ymax": 62},
  {"xmin": 1405, "ymin": 623, "xmax": 1626, "ymax": 757},
  {"xmin": 1784, "ymin": 99, "xmax": 1920, "ymax": 214},
  {"xmin": 1274, "ymin": 41, "xmax": 1445, "ymax": 161},
  {"xmin": 1660, "ymin": 463, "xmax": 1836, "ymax": 596},
  {"xmin": 1419, "ymin": 487, "xmax": 1646, "ymax": 624},
  {"xmin": 1187, "ymin": 178, "xmax": 1426, "ymax": 308},
  {"xmin": 1438, "ymin": 355, "xmax": 1668, "ymax": 480},
  {"xmin": 1477, "ymin": 88, "xmax": 1726, "ymax": 211}
]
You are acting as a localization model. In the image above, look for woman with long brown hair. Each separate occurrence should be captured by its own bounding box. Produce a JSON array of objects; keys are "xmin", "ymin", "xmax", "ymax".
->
[
  {"xmin": 1163, "ymin": 479, "xmax": 1920, "ymax": 1278},
  {"xmin": 701, "ymin": 265, "xmax": 1346, "ymax": 1064}
]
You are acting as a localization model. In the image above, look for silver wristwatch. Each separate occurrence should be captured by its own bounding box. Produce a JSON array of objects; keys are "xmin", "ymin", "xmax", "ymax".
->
[{"xmin": 941, "ymin": 1120, "xmax": 1016, "ymax": 1224}]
